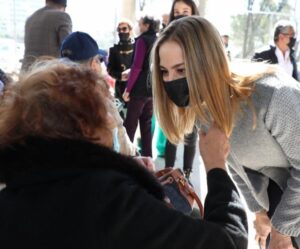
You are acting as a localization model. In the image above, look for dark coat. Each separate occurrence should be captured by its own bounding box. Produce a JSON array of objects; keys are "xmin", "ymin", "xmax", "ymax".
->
[
  {"xmin": 107, "ymin": 40, "xmax": 134, "ymax": 100},
  {"xmin": 130, "ymin": 30, "xmax": 157, "ymax": 97},
  {"xmin": 252, "ymin": 45, "xmax": 298, "ymax": 81},
  {"xmin": 107, "ymin": 41, "xmax": 134, "ymax": 81},
  {"xmin": 0, "ymin": 137, "xmax": 248, "ymax": 249}
]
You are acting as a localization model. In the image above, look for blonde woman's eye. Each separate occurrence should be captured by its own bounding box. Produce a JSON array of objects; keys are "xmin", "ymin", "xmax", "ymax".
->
[
  {"xmin": 160, "ymin": 69, "xmax": 168, "ymax": 76},
  {"xmin": 177, "ymin": 68, "xmax": 186, "ymax": 74}
]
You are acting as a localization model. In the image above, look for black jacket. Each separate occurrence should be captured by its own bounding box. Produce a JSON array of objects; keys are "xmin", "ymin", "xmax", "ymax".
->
[
  {"xmin": 130, "ymin": 30, "xmax": 157, "ymax": 97},
  {"xmin": 0, "ymin": 138, "xmax": 248, "ymax": 249},
  {"xmin": 107, "ymin": 40, "xmax": 134, "ymax": 81},
  {"xmin": 252, "ymin": 45, "xmax": 298, "ymax": 81}
]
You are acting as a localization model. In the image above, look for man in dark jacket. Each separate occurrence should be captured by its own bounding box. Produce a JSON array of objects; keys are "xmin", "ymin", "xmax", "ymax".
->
[
  {"xmin": 107, "ymin": 19, "xmax": 134, "ymax": 118},
  {"xmin": 252, "ymin": 20, "xmax": 298, "ymax": 81},
  {"xmin": 21, "ymin": 0, "xmax": 72, "ymax": 72}
]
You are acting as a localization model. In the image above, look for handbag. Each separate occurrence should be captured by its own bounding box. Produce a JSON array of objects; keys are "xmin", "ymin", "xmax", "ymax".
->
[{"xmin": 155, "ymin": 167, "xmax": 204, "ymax": 217}]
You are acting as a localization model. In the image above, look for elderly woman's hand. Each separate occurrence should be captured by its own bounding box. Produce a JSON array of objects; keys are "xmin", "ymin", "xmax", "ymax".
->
[
  {"xmin": 199, "ymin": 124, "xmax": 230, "ymax": 173},
  {"xmin": 133, "ymin": 156, "xmax": 156, "ymax": 173}
]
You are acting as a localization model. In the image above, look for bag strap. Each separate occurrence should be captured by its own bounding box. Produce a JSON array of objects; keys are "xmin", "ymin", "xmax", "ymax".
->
[
  {"xmin": 155, "ymin": 168, "xmax": 204, "ymax": 217},
  {"xmin": 190, "ymin": 191, "xmax": 204, "ymax": 217},
  {"xmin": 170, "ymin": 169, "xmax": 204, "ymax": 217}
]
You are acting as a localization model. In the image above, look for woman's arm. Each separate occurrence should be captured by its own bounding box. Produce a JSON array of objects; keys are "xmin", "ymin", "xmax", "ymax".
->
[
  {"xmin": 104, "ymin": 168, "xmax": 248, "ymax": 249},
  {"xmin": 124, "ymin": 38, "xmax": 147, "ymax": 94},
  {"xmin": 102, "ymin": 125, "xmax": 248, "ymax": 249},
  {"xmin": 227, "ymin": 164, "xmax": 264, "ymax": 213},
  {"xmin": 265, "ymin": 79, "xmax": 300, "ymax": 237}
]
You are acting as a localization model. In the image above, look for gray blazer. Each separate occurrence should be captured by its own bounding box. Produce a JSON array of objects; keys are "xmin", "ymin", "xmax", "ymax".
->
[
  {"xmin": 21, "ymin": 6, "xmax": 72, "ymax": 71},
  {"xmin": 227, "ymin": 72, "xmax": 300, "ymax": 237}
]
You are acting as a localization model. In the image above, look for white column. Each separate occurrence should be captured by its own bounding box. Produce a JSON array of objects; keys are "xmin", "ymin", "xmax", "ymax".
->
[
  {"xmin": 120, "ymin": 0, "xmax": 136, "ymax": 22},
  {"xmin": 198, "ymin": 0, "xmax": 208, "ymax": 17}
]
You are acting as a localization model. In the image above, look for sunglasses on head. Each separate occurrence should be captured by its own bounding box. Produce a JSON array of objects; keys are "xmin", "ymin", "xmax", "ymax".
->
[{"xmin": 117, "ymin": 27, "xmax": 129, "ymax": 32}]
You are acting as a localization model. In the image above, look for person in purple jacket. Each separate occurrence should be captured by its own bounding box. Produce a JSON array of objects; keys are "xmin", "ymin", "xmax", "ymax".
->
[{"xmin": 122, "ymin": 15, "xmax": 160, "ymax": 157}]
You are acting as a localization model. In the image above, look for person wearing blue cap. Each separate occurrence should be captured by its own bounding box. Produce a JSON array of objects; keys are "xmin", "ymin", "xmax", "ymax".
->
[
  {"xmin": 61, "ymin": 31, "xmax": 103, "ymax": 74},
  {"xmin": 21, "ymin": 0, "xmax": 72, "ymax": 72},
  {"xmin": 60, "ymin": 31, "xmax": 139, "ymax": 157}
]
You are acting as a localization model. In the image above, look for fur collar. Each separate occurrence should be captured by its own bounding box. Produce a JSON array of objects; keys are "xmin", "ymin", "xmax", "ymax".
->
[{"xmin": 0, "ymin": 137, "xmax": 164, "ymax": 200}]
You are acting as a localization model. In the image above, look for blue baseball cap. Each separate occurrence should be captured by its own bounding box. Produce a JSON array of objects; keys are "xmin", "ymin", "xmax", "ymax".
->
[{"xmin": 60, "ymin": 31, "xmax": 99, "ymax": 61}]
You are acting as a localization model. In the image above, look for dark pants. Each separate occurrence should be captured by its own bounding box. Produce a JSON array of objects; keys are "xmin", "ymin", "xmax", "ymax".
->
[
  {"xmin": 266, "ymin": 179, "xmax": 299, "ymax": 249},
  {"xmin": 124, "ymin": 97, "xmax": 153, "ymax": 157},
  {"xmin": 115, "ymin": 81, "xmax": 127, "ymax": 119},
  {"xmin": 165, "ymin": 125, "xmax": 197, "ymax": 172}
]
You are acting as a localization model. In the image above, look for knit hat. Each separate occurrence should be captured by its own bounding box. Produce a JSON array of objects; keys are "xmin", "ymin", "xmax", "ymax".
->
[
  {"xmin": 51, "ymin": 0, "xmax": 67, "ymax": 6},
  {"xmin": 60, "ymin": 32, "xmax": 99, "ymax": 61}
]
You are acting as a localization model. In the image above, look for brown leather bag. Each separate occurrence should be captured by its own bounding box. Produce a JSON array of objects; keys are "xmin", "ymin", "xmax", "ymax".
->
[{"xmin": 155, "ymin": 167, "xmax": 204, "ymax": 217}]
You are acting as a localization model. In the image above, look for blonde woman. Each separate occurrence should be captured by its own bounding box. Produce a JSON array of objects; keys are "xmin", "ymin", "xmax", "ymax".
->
[
  {"xmin": 152, "ymin": 16, "xmax": 300, "ymax": 249},
  {"xmin": 163, "ymin": 0, "xmax": 200, "ymax": 179}
]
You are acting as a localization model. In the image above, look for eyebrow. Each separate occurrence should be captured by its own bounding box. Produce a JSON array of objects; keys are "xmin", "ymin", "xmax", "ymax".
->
[
  {"xmin": 175, "ymin": 8, "xmax": 190, "ymax": 11},
  {"xmin": 160, "ymin": 63, "xmax": 185, "ymax": 69}
]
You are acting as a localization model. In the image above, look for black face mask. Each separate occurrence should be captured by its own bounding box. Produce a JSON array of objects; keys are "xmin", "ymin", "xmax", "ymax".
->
[
  {"xmin": 118, "ymin": 33, "xmax": 130, "ymax": 42},
  {"xmin": 288, "ymin": 37, "xmax": 296, "ymax": 49},
  {"xmin": 163, "ymin": 77, "xmax": 189, "ymax": 107}
]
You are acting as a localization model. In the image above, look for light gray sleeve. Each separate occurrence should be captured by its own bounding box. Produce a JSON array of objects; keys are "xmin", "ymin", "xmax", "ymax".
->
[
  {"xmin": 228, "ymin": 164, "xmax": 263, "ymax": 212},
  {"xmin": 265, "ymin": 83, "xmax": 300, "ymax": 237},
  {"xmin": 57, "ymin": 12, "xmax": 72, "ymax": 45}
]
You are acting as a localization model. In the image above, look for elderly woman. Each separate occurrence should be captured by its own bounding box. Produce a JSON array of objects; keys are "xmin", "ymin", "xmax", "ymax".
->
[{"xmin": 0, "ymin": 61, "xmax": 247, "ymax": 249}]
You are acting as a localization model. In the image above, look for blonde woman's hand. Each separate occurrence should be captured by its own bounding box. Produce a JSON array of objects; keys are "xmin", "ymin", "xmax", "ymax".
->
[
  {"xmin": 254, "ymin": 210, "xmax": 271, "ymax": 249},
  {"xmin": 269, "ymin": 228, "xmax": 295, "ymax": 249},
  {"xmin": 199, "ymin": 124, "xmax": 230, "ymax": 173}
]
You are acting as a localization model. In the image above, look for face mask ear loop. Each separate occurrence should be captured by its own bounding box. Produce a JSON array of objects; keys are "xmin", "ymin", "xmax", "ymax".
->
[{"xmin": 195, "ymin": 119, "xmax": 201, "ymax": 131}]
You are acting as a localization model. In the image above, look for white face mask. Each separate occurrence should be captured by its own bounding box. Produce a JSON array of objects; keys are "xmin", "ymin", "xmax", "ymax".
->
[{"xmin": 112, "ymin": 127, "xmax": 120, "ymax": 153}]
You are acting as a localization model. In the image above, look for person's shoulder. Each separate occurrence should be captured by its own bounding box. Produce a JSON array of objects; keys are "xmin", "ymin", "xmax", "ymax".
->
[
  {"xmin": 109, "ymin": 44, "xmax": 120, "ymax": 52},
  {"xmin": 256, "ymin": 45, "xmax": 274, "ymax": 53},
  {"xmin": 135, "ymin": 37, "xmax": 147, "ymax": 47},
  {"xmin": 253, "ymin": 45, "xmax": 274, "ymax": 59},
  {"xmin": 25, "ymin": 6, "xmax": 45, "ymax": 22},
  {"xmin": 85, "ymin": 154, "xmax": 163, "ymax": 200},
  {"xmin": 44, "ymin": 8, "xmax": 71, "ymax": 21},
  {"xmin": 256, "ymin": 71, "xmax": 299, "ymax": 93}
]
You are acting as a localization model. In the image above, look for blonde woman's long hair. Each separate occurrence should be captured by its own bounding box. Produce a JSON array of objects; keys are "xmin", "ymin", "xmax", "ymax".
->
[{"xmin": 152, "ymin": 16, "xmax": 272, "ymax": 143}]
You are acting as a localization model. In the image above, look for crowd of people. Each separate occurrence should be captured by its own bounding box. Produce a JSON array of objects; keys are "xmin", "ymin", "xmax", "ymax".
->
[{"xmin": 0, "ymin": 0, "xmax": 300, "ymax": 249}]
